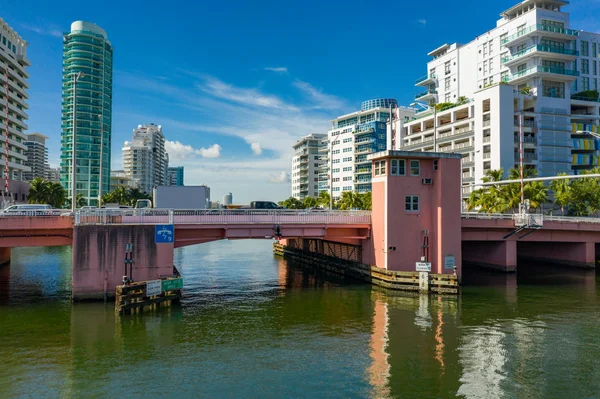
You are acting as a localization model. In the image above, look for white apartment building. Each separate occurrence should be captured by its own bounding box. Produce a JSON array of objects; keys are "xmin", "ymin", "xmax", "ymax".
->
[
  {"xmin": 122, "ymin": 123, "xmax": 169, "ymax": 194},
  {"xmin": 292, "ymin": 133, "xmax": 326, "ymax": 199},
  {"xmin": 321, "ymin": 99, "xmax": 416, "ymax": 198},
  {"xmin": 0, "ymin": 19, "xmax": 30, "ymax": 182},
  {"xmin": 400, "ymin": 0, "xmax": 600, "ymax": 198}
]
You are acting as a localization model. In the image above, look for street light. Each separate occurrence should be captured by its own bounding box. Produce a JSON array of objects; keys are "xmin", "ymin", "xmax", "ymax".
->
[
  {"xmin": 410, "ymin": 101, "xmax": 438, "ymax": 151},
  {"xmin": 329, "ymin": 135, "xmax": 338, "ymax": 210},
  {"xmin": 71, "ymin": 71, "xmax": 84, "ymax": 212}
]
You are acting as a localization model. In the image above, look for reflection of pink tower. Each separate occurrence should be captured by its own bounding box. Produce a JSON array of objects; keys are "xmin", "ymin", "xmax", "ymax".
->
[{"xmin": 4, "ymin": 68, "xmax": 8, "ymax": 195}]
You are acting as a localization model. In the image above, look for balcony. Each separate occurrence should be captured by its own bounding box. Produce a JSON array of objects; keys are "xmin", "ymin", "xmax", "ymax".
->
[
  {"xmin": 502, "ymin": 45, "xmax": 578, "ymax": 66},
  {"xmin": 515, "ymin": 152, "xmax": 538, "ymax": 163},
  {"xmin": 354, "ymin": 167, "xmax": 371, "ymax": 175},
  {"xmin": 504, "ymin": 65, "xmax": 579, "ymax": 85},
  {"xmin": 501, "ymin": 24, "xmax": 579, "ymax": 47},
  {"xmin": 415, "ymin": 89, "xmax": 437, "ymax": 102},
  {"xmin": 415, "ymin": 74, "xmax": 437, "ymax": 87}
]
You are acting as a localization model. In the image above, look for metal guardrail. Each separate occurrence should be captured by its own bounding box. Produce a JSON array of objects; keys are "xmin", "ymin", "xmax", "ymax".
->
[
  {"xmin": 462, "ymin": 212, "xmax": 600, "ymax": 225},
  {"xmin": 74, "ymin": 209, "xmax": 372, "ymax": 226},
  {"xmin": 0, "ymin": 210, "xmax": 69, "ymax": 217}
]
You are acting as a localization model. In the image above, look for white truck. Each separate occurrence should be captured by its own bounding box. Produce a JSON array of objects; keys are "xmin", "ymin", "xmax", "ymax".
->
[{"xmin": 148, "ymin": 186, "xmax": 211, "ymax": 209}]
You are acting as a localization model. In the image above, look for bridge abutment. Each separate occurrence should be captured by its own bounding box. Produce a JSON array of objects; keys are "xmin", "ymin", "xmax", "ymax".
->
[
  {"xmin": 462, "ymin": 241, "xmax": 517, "ymax": 272},
  {"xmin": 72, "ymin": 225, "xmax": 174, "ymax": 300}
]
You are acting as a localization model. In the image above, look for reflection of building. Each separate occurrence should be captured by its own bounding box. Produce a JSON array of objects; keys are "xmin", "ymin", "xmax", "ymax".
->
[
  {"xmin": 60, "ymin": 21, "xmax": 113, "ymax": 206},
  {"xmin": 368, "ymin": 296, "xmax": 391, "ymax": 399},
  {"xmin": 0, "ymin": 18, "xmax": 31, "ymax": 181},
  {"xmin": 110, "ymin": 170, "xmax": 135, "ymax": 191},
  {"xmin": 223, "ymin": 192, "xmax": 233, "ymax": 205},
  {"xmin": 23, "ymin": 133, "xmax": 48, "ymax": 181},
  {"xmin": 292, "ymin": 133, "xmax": 326, "ymax": 200},
  {"xmin": 122, "ymin": 124, "xmax": 169, "ymax": 194},
  {"xmin": 167, "ymin": 166, "xmax": 184, "ymax": 186}
]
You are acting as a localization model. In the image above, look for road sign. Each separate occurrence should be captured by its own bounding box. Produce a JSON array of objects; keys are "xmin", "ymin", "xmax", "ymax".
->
[
  {"xmin": 146, "ymin": 280, "xmax": 161, "ymax": 296},
  {"xmin": 155, "ymin": 224, "xmax": 174, "ymax": 243},
  {"xmin": 416, "ymin": 262, "xmax": 431, "ymax": 272},
  {"xmin": 162, "ymin": 278, "xmax": 183, "ymax": 292},
  {"xmin": 445, "ymin": 255, "xmax": 456, "ymax": 270}
]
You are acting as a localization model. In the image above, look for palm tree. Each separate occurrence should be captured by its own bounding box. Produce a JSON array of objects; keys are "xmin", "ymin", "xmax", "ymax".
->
[
  {"xmin": 47, "ymin": 182, "xmax": 67, "ymax": 208},
  {"xmin": 28, "ymin": 178, "xmax": 51, "ymax": 205},
  {"xmin": 317, "ymin": 191, "xmax": 331, "ymax": 209},
  {"xmin": 550, "ymin": 173, "xmax": 571, "ymax": 214},
  {"xmin": 66, "ymin": 194, "xmax": 87, "ymax": 209},
  {"xmin": 465, "ymin": 169, "xmax": 509, "ymax": 213},
  {"xmin": 303, "ymin": 196, "xmax": 318, "ymax": 208},
  {"xmin": 338, "ymin": 191, "xmax": 363, "ymax": 210},
  {"xmin": 360, "ymin": 192, "xmax": 372, "ymax": 210}
]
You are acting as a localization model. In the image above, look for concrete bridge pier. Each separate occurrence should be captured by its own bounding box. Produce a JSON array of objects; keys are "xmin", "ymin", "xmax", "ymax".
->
[
  {"xmin": 0, "ymin": 248, "xmax": 10, "ymax": 265},
  {"xmin": 462, "ymin": 241, "xmax": 517, "ymax": 272},
  {"xmin": 72, "ymin": 225, "xmax": 174, "ymax": 300}
]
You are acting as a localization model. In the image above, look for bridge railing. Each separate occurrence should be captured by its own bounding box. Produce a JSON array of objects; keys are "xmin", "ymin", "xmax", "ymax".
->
[{"xmin": 74, "ymin": 209, "xmax": 372, "ymax": 226}]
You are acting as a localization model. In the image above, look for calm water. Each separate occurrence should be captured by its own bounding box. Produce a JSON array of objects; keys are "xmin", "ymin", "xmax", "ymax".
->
[{"xmin": 1, "ymin": 241, "xmax": 599, "ymax": 399}]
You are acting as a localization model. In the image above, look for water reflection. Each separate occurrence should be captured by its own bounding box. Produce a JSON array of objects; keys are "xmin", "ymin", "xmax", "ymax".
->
[{"xmin": 1, "ymin": 243, "xmax": 600, "ymax": 398}]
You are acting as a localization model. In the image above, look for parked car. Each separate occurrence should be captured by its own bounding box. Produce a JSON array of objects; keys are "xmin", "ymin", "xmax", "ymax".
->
[{"xmin": 250, "ymin": 201, "xmax": 283, "ymax": 209}]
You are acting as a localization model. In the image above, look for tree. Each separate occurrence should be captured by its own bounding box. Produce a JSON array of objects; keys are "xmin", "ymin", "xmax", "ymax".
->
[
  {"xmin": 303, "ymin": 197, "xmax": 318, "ymax": 208},
  {"xmin": 338, "ymin": 191, "xmax": 363, "ymax": 210},
  {"xmin": 317, "ymin": 191, "xmax": 331, "ymax": 209},
  {"xmin": 550, "ymin": 173, "xmax": 572, "ymax": 214},
  {"xmin": 465, "ymin": 169, "xmax": 509, "ymax": 213},
  {"xmin": 28, "ymin": 178, "xmax": 67, "ymax": 208},
  {"xmin": 360, "ymin": 192, "xmax": 372, "ymax": 210},
  {"xmin": 66, "ymin": 194, "xmax": 87, "ymax": 208},
  {"xmin": 278, "ymin": 196, "xmax": 304, "ymax": 209},
  {"xmin": 102, "ymin": 187, "xmax": 151, "ymax": 207}
]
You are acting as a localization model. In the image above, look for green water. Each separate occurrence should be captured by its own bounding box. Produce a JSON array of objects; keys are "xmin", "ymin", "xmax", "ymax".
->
[{"xmin": 1, "ymin": 241, "xmax": 599, "ymax": 398}]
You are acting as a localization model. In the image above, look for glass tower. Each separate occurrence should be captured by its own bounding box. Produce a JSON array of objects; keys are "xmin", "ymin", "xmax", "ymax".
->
[{"xmin": 60, "ymin": 21, "xmax": 113, "ymax": 206}]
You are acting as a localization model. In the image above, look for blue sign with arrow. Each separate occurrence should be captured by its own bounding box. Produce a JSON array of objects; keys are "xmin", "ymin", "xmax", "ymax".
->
[{"xmin": 155, "ymin": 224, "xmax": 174, "ymax": 243}]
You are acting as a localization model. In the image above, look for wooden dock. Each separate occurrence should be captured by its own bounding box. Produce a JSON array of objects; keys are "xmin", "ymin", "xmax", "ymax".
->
[
  {"xmin": 274, "ymin": 242, "xmax": 458, "ymax": 294},
  {"xmin": 115, "ymin": 276, "xmax": 183, "ymax": 315}
]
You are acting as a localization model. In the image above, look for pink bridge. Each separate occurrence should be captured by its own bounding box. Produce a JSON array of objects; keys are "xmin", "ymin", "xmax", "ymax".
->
[{"xmin": 0, "ymin": 208, "xmax": 599, "ymax": 299}]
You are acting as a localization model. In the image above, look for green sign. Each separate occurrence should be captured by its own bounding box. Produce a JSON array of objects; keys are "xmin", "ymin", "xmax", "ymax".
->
[{"xmin": 161, "ymin": 278, "xmax": 183, "ymax": 291}]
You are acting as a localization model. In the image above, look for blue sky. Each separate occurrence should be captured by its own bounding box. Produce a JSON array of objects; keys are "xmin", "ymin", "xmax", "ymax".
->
[{"xmin": 1, "ymin": 0, "xmax": 598, "ymax": 203}]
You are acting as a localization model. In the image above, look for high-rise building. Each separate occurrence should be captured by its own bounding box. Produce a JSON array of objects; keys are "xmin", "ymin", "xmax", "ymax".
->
[
  {"xmin": 167, "ymin": 166, "xmax": 184, "ymax": 186},
  {"xmin": 46, "ymin": 167, "xmax": 60, "ymax": 183},
  {"xmin": 0, "ymin": 19, "xmax": 31, "ymax": 183},
  {"xmin": 110, "ymin": 170, "xmax": 135, "ymax": 191},
  {"xmin": 122, "ymin": 123, "xmax": 169, "ymax": 194},
  {"xmin": 23, "ymin": 132, "xmax": 48, "ymax": 181},
  {"xmin": 401, "ymin": 0, "xmax": 600, "ymax": 198},
  {"xmin": 292, "ymin": 133, "xmax": 326, "ymax": 199},
  {"xmin": 320, "ymin": 100, "xmax": 416, "ymax": 198},
  {"xmin": 60, "ymin": 21, "xmax": 113, "ymax": 206},
  {"xmin": 223, "ymin": 192, "xmax": 233, "ymax": 205}
]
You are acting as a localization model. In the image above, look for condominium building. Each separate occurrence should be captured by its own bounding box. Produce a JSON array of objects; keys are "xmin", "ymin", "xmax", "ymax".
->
[
  {"xmin": 60, "ymin": 21, "xmax": 113, "ymax": 206},
  {"xmin": 401, "ymin": 0, "xmax": 600, "ymax": 198},
  {"xmin": 122, "ymin": 123, "xmax": 169, "ymax": 194},
  {"xmin": 320, "ymin": 99, "xmax": 416, "ymax": 198},
  {"xmin": 0, "ymin": 19, "xmax": 31, "ymax": 182},
  {"xmin": 110, "ymin": 170, "xmax": 135, "ymax": 191},
  {"xmin": 23, "ymin": 132, "xmax": 48, "ymax": 181},
  {"xmin": 46, "ymin": 167, "xmax": 60, "ymax": 183},
  {"xmin": 223, "ymin": 192, "xmax": 233, "ymax": 205},
  {"xmin": 291, "ymin": 133, "xmax": 326, "ymax": 199},
  {"xmin": 167, "ymin": 166, "xmax": 184, "ymax": 186}
]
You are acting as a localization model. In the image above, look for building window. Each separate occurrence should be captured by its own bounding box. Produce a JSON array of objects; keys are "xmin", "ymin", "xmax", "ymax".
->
[
  {"xmin": 445, "ymin": 93, "xmax": 451, "ymax": 102},
  {"xmin": 391, "ymin": 159, "xmax": 406, "ymax": 176},
  {"xmin": 445, "ymin": 61, "xmax": 451, "ymax": 75},
  {"xmin": 594, "ymin": 43, "xmax": 597, "ymax": 58},
  {"xmin": 433, "ymin": 159, "xmax": 438, "ymax": 171},
  {"xmin": 445, "ymin": 77, "xmax": 450, "ymax": 90},
  {"xmin": 594, "ymin": 61, "xmax": 598, "ymax": 76},
  {"xmin": 581, "ymin": 40, "xmax": 590, "ymax": 57},
  {"xmin": 582, "ymin": 59, "xmax": 590, "ymax": 74},
  {"xmin": 543, "ymin": 80, "xmax": 565, "ymax": 98},
  {"xmin": 405, "ymin": 195, "xmax": 419, "ymax": 212},
  {"xmin": 410, "ymin": 160, "xmax": 420, "ymax": 176},
  {"xmin": 374, "ymin": 160, "xmax": 385, "ymax": 176},
  {"xmin": 583, "ymin": 77, "xmax": 590, "ymax": 91},
  {"xmin": 501, "ymin": 71, "xmax": 508, "ymax": 82}
]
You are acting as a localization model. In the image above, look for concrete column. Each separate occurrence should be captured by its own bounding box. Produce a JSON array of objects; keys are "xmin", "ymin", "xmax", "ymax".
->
[
  {"xmin": 72, "ymin": 225, "xmax": 174, "ymax": 300},
  {"xmin": 462, "ymin": 241, "xmax": 517, "ymax": 272},
  {"xmin": 0, "ymin": 247, "xmax": 10, "ymax": 265}
]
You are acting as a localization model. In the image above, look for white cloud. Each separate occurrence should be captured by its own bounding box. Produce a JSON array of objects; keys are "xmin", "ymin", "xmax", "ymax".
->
[
  {"xmin": 250, "ymin": 142, "xmax": 262, "ymax": 155},
  {"xmin": 293, "ymin": 80, "xmax": 346, "ymax": 110},
  {"xmin": 165, "ymin": 140, "xmax": 221, "ymax": 161},
  {"xmin": 264, "ymin": 67, "xmax": 288, "ymax": 74},
  {"xmin": 199, "ymin": 76, "xmax": 298, "ymax": 111},
  {"xmin": 20, "ymin": 23, "xmax": 62, "ymax": 38},
  {"xmin": 418, "ymin": 19, "xmax": 427, "ymax": 25},
  {"xmin": 268, "ymin": 171, "xmax": 290, "ymax": 183}
]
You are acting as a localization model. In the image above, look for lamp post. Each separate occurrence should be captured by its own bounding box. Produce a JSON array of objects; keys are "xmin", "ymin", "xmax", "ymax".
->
[
  {"xmin": 329, "ymin": 135, "xmax": 337, "ymax": 210},
  {"xmin": 71, "ymin": 71, "xmax": 84, "ymax": 212}
]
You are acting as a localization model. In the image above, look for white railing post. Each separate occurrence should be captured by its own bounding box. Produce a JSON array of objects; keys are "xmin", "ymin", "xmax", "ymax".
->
[{"xmin": 169, "ymin": 209, "xmax": 174, "ymax": 224}]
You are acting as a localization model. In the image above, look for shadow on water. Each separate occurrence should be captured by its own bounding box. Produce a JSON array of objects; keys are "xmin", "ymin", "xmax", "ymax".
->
[{"xmin": 1, "ymin": 241, "xmax": 600, "ymax": 398}]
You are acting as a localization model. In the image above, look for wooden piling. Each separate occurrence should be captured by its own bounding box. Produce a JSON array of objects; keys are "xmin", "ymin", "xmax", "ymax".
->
[{"xmin": 115, "ymin": 276, "xmax": 183, "ymax": 315}]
